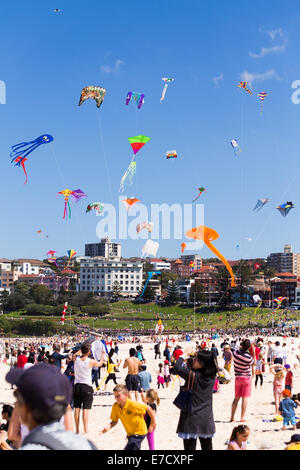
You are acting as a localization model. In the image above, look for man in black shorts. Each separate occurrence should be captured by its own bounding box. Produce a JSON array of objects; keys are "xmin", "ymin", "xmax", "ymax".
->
[{"xmin": 123, "ymin": 348, "xmax": 142, "ymax": 401}]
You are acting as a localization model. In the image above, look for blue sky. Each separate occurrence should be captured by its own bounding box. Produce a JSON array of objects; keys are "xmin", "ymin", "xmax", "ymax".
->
[{"xmin": 1, "ymin": 0, "xmax": 300, "ymax": 261}]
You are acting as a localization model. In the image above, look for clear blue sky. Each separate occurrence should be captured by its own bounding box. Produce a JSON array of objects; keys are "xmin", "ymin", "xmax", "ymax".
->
[{"xmin": 1, "ymin": 0, "xmax": 300, "ymax": 261}]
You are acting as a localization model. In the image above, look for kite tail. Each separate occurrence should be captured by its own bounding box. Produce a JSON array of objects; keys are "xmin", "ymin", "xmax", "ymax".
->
[
  {"xmin": 67, "ymin": 201, "xmax": 71, "ymax": 219},
  {"xmin": 21, "ymin": 162, "xmax": 28, "ymax": 184},
  {"xmin": 160, "ymin": 84, "xmax": 168, "ymax": 102},
  {"xmin": 119, "ymin": 161, "xmax": 136, "ymax": 193},
  {"xmin": 205, "ymin": 238, "xmax": 236, "ymax": 287},
  {"xmin": 192, "ymin": 195, "xmax": 200, "ymax": 203}
]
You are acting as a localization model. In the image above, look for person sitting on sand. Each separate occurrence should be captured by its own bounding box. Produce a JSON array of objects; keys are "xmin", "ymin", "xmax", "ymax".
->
[{"xmin": 227, "ymin": 424, "xmax": 250, "ymax": 450}]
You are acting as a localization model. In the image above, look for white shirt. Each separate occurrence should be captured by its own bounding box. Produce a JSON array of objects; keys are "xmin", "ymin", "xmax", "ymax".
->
[
  {"xmin": 74, "ymin": 357, "xmax": 92, "ymax": 386},
  {"xmin": 91, "ymin": 340, "xmax": 106, "ymax": 361}
]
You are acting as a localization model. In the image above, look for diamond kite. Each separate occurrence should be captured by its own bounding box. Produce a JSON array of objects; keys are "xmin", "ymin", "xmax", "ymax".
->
[
  {"xmin": 119, "ymin": 135, "xmax": 151, "ymax": 192},
  {"xmin": 277, "ymin": 201, "xmax": 294, "ymax": 217},
  {"xmin": 253, "ymin": 198, "xmax": 269, "ymax": 212},
  {"xmin": 237, "ymin": 82, "xmax": 252, "ymax": 95},
  {"xmin": 192, "ymin": 187, "xmax": 206, "ymax": 203}
]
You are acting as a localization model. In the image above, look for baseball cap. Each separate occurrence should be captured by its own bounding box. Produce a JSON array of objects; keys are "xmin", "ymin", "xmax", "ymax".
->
[
  {"xmin": 6, "ymin": 363, "xmax": 72, "ymax": 411},
  {"xmin": 285, "ymin": 434, "xmax": 300, "ymax": 444},
  {"xmin": 284, "ymin": 364, "xmax": 291, "ymax": 369}
]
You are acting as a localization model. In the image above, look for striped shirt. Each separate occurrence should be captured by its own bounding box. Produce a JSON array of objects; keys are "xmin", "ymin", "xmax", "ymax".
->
[{"xmin": 232, "ymin": 349, "xmax": 254, "ymax": 377}]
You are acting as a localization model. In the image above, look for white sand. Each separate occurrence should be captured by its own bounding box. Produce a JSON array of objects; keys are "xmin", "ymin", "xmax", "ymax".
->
[{"xmin": 0, "ymin": 336, "xmax": 299, "ymax": 450}]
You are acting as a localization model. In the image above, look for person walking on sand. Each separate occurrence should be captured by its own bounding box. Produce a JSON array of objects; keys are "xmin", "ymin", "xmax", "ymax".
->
[
  {"xmin": 73, "ymin": 343, "xmax": 105, "ymax": 435},
  {"xmin": 230, "ymin": 339, "xmax": 255, "ymax": 423},
  {"xmin": 123, "ymin": 348, "xmax": 142, "ymax": 401}
]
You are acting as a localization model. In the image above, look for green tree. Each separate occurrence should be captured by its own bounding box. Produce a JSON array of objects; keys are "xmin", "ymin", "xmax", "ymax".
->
[
  {"xmin": 190, "ymin": 282, "xmax": 205, "ymax": 302},
  {"xmin": 112, "ymin": 281, "xmax": 122, "ymax": 301},
  {"xmin": 29, "ymin": 284, "xmax": 54, "ymax": 305},
  {"xmin": 233, "ymin": 260, "xmax": 253, "ymax": 307},
  {"xmin": 166, "ymin": 281, "xmax": 180, "ymax": 304}
]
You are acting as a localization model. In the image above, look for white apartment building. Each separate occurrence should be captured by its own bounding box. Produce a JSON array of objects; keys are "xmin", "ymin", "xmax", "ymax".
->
[
  {"xmin": 0, "ymin": 259, "xmax": 12, "ymax": 272},
  {"xmin": 79, "ymin": 257, "xmax": 143, "ymax": 297},
  {"xmin": 180, "ymin": 254, "xmax": 202, "ymax": 271},
  {"xmin": 13, "ymin": 259, "xmax": 45, "ymax": 275},
  {"xmin": 150, "ymin": 259, "xmax": 171, "ymax": 272}
]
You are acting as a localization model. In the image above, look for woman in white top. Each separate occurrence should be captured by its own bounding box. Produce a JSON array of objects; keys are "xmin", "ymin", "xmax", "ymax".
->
[{"xmin": 73, "ymin": 343, "xmax": 104, "ymax": 435}]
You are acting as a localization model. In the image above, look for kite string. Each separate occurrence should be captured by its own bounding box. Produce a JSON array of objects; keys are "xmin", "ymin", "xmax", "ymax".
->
[{"xmin": 96, "ymin": 110, "xmax": 115, "ymax": 204}]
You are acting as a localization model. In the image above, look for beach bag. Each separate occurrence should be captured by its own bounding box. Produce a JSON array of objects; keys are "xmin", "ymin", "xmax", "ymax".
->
[{"xmin": 173, "ymin": 370, "xmax": 195, "ymax": 412}]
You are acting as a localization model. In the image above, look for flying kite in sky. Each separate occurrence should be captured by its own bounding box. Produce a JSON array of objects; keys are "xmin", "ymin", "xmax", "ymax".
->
[
  {"xmin": 160, "ymin": 78, "xmax": 174, "ymax": 102},
  {"xmin": 192, "ymin": 187, "xmax": 206, "ymax": 203},
  {"xmin": 10, "ymin": 134, "xmax": 53, "ymax": 184},
  {"xmin": 58, "ymin": 189, "xmax": 87, "ymax": 220},
  {"xmin": 47, "ymin": 250, "xmax": 57, "ymax": 267},
  {"xmin": 142, "ymin": 240, "xmax": 159, "ymax": 257},
  {"xmin": 181, "ymin": 242, "xmax": 186, "ymax": 254},
  {"xmin": 86, "ymin": 202, "xmax": 104, "ymax": 216},
  {"xmin": 136, "ymin": 222, "xmax": 153, "ymax": 233},
  {"xmin": 277, "ymin": 201, "xmax": 294, "ymax": 217},
  {"xmin": 66, "ymin": 249, "xmax": 77, "ymax": 268},
  {"xmin": 78, "ymin": 86, "xmax": 106, "ymax": 108},
  {"xmin": 119, "ymin": 135, "xmax": 151, "ymax": 192},
  {"xmin": 272, "ymin": 297, "xmax": 287, "ymax": 316},
  {"xmin": 237, "ymin": 82, "xmax": 252, "ymax": 95},
  {"xmin": 257, "ymin": 92, "xmax": 268, "ymax": 114},
  {"xmin": 36, "ymin": 230, "xmax": 48, "ymax": 239},
  {"xmin": 140, "ymin": 271, "xmax": 161, "ymax": 298},
  {"xmin": 166, "ymin": 150, "xmax": 177, "ymax": 159},
  {"xmin": 230, "ymin": 139, "xmax": 241, "ymax": 156},
  {"xmin": 186, "ymin": 225, "xmax": 236, "ymax": 287},
  {"xmin": 122, "ymin": 197, "xmax": 140, "ymax": 211},
  {"xmin": 253, "ymin": 198, "xmax": 269, "ymax": 212},
  {"xmin": 125, "ymin": 92, "xmax": 144, "ymax": 109}
]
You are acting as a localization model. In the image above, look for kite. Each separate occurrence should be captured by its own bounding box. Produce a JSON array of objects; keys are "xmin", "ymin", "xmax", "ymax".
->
[
  {"xmin": 155, "ymin": 319, "xmax": 164, "ymax": 334},
  {"xmin": 47, "ymin": 250, "xmax": 57, "ymax": 267},
  {"xmin": 254, "ymin": 263, "xmax": 261, "ymax": 270},
  {"xmin": 237, "ymin": 82, "xmax": 252, "ymax": 95},
  {"xmin": 253, "ymin": 295, "xmax": 262, "ymax": 315},
  {"xmin": 185, "ymin": 225, "xmax": 236, "ymax": 287},
  {"xmin": 230, "ymin": 139, "xmax": 241, "ymax": 156},
  {"xmin": 257, "ymin": 92, "xmax": 268, "ymax": 114},
  {"xmin": 140, "ymin": 271, "xmax": 161, "ymax": 298},
  {"xmin": 66, "ymin": 249, "xmax": 77, "ymax": 268},
  {"xmin": 253, "ymin": 198, "xmax": 269, "ymax": 212},
  {"xmin": 86, "ymin": 202, "xmax": 104, "ymax": 216},
  {"xmin": 136, "ymin": 222, "xmax": 153, "ymax": 233},
  {"xmin": 189, "ymin": 261, "xmax": 195, "ymax": 272},
  {"xmin": 160, "ymin": 78, "xmax": 174, "ymax": 102},
  {"xmin": 10, "ymin": 134, "xmax": 53, "ymax": 184},
  {"xmin": 142, "ymin": 240, "xmax": 159, "ymax": 258},
  {"xmin": 192, "ymin": 187, "xmax": 206, "ymax": 203},
  {"xmin": 125, "ymin": 92, "xmax": 144, "ymax": 109},
  {"xmin": 58, "ymin": 189, "xmax": 87, "ymax": 220},
  {"xmin": 181, "ymin": 242, "xmax": 186, "ymax": 254},
  {"xmin": 166, "ymin": 150, "xmax": 177, "ymax": 159},
  {"xmin": 273, "ymin": 297, "xmax": 287, "ymax": 316},
  {"xmin": 119, "ymin": 135, "xmax": 151, "ymax": 192},
  {"xmin": 122, "ymin": 197, "xmax": 140, "ymax": 211},
  {"xmin": 277, "ymin": 201, "xmax": 294, "ymax": 217},
  {"xmin": 78, "ymin": 86, "xmax": 106, "ymax": 108},
  {"xmin": 36, "ymin": 230, "xmax": 48, "ymax": 239}
]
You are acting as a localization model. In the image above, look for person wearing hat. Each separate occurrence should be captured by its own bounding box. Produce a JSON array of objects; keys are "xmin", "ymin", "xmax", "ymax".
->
[
  {"xmin": 5, "ymin": 363, "xmax": 97, "ymax": 450},
  {"xmin": 279, "ymin": 389, "xmax": 300, "ymax": 431},
  {"xmin": 284, "ymin": 434, "xmax": 300, "ymax": 450},
  {"xmin": 223, "ymin": 345, "xmax": 233, "ymax": 374}
]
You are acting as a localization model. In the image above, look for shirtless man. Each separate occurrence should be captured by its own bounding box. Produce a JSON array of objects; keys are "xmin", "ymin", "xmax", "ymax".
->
[{"xmin": 123, "ymin": 348, "xmax": 142, "ymax": 400}]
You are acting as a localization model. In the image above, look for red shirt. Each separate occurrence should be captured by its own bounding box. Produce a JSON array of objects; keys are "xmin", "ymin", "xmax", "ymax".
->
[
  {"xmin": 17, "ymin": 354, "xmax": 28, "ymax": 369},
  {"xmin": 285, "ymin": 370, "xmax": 293, "ymax": 386}
]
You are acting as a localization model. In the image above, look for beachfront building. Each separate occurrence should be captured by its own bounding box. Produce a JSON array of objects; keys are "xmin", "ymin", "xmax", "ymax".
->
[
  {"xmin": 79, "ymin": 257, "xmax": 143, "ymax": 298},
  {"xmin": 270, "ymin": 272, "xmax": 298, "ymax": 305},
  {"xmin": 0, "ymin": 270, "xmax": 20, "ymax": 293},
  {"xmin": 85, "ymin": 237, "xmax": 121, "ymax": 259},
  {"xmin": 18, "ymin": 274, "xmax": 70, "ymax": 293},
  {"xmin": 267, "ymin": 244, "xmax": 300, "ymax": 276},
  {"xmin": 149, "ymin": 259, "xmax": 171, "ymax": 272},
  {"xmin": 171, "ymin": 259, "xmax": 192, "ymax": 278},
  {"xmin": 175, "ymin": 279, "xmax": 195, "ymax": 302},
  {"xmin": 0, "ymin": 259, "xmax": 12, "ymax": 272},
  {"xmin": 13, "ymin": 259, "xmax": 47, "ymax": 275},
  {"xmin": 193, "ymin": 266, "xmax": 222, "ymax": 304}
]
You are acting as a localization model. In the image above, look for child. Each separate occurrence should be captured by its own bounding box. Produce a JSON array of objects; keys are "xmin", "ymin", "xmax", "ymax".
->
[
  {"xmin": 227, "ymin": 424, "xmax": 250, "ymax": 450},
  {"xmin": 284, "ymin": 364, "xmax": 293, "ymax": 393},
  {"xmin": 270, "ymin": 364, "xmax": 285, "ymax": 414},
  {"xmin": 163, "ymin": 360, "xmax": 171, "ymax": 388},
  {"xmin": 141, "ymin": 389, "xmax": 159, "ymax": 450},
  {"xmin": 255, "ymin": 352, "xmax": 264, "ymax": 389},
  {"xmin": 104, "ymin": 358, "xmax": 118, "ymax": 391},
  {"xmin": 157, "ymin": 363, "xmax": 165, "ymax": 389},
  {"xmin": 99, "ymin": 384, "xmax": 156, "ymax": 450},
  {"xmin": 279, "ymin": 389, "xmax": 300, "ymax": 431},
  {"xmin": 213, "ymin": 376, "xmax": 220, "ymax": 393}
]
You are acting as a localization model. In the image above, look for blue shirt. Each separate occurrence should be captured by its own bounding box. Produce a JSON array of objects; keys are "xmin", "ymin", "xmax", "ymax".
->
[
  {"xmin": 138, "ymin": 370, "xmax": 152, "ymax": 391},
  {"xmin": 279, "ymin": 398, "xmax": 298, "ymax": 417}
]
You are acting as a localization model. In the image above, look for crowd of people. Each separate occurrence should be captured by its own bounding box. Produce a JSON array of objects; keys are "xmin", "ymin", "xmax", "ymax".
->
[{"xmin": 0, "ymin": 330, "xmax": 300, "ymax": 451}]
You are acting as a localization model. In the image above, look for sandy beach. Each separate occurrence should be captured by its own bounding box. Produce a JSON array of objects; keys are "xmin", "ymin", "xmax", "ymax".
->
[{"xmin": 1, "ymin": 335, "xmax": 299, "ymax": 451}]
